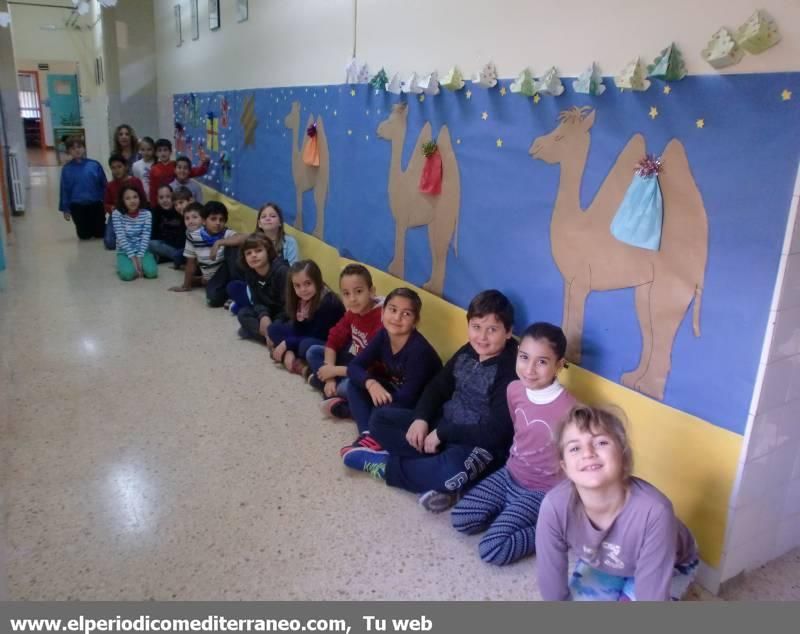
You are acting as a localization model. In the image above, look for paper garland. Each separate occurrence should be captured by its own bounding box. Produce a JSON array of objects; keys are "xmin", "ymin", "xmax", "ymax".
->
[
  {"xmin": 573, "ymin": 63, "xmax": 606, "ymax": 96},
  {"xmin": 510, "ymin": 69, "xmax": 536, "ymax": 96},
  {"xmin": 648, "ymin": 44, "xmax": 687, "ymax": 81},
  {"xmin": 472, "ymin": 62, "xmax": 498, "ymax": 88},
  {"xmin": 401, "ymin": 72, "xmax": 423, "ymax": 94},
  {"xmin": 418, "ymin": 72, "xmax": 440, "ymax": 96},
  {"xmin": 614, "ymin": 58, "xmax": 651, "ymax": 91},
  {"xmin": 735, "ymin": 9, "xmax": 781, "ymax": 54},
  {"xmin": 701, "ymin": 28, "xmax": 744, "ymax": 69},
  {"xmin": 534, "ymin": 67, "xmax": 564, "ymax": 96},
  {"xmin": 440, "ymin": 67, "xmax": 465, "ymax": 91}
]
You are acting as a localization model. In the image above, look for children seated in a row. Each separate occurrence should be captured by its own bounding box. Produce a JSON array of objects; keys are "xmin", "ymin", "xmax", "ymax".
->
[{"xmin": 111, "ymin": 185, "xmax": 157, "ymax": 281}]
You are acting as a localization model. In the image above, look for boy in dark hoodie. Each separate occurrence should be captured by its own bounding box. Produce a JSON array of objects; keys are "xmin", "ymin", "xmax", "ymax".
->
[{"xmin": 341, "ymin": 290, "xmax": 518, "ymax": 512}]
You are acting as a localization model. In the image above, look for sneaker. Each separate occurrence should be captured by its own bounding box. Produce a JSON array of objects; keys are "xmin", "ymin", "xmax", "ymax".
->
[
  {"xmin": 320, "ymin": 397, "xmax": 351, "ymax": 419},
  {"xmin": 237, "ymin": 327, "xmax": 251, "ymax": 339},
  {"xmin": 308, "ymin": 374, "xmax": 324, "ymax": 391},
  {"xmin": 418, "ymin": 490, "xmax": 459, "ymax": 514},
  {"xmin": 339, "ymin": 432, "xmax": 385, "ymax": 458},
  {"xmin": 343, "ymin": 447, "xmax": 387, "ymax": 480},
  {"xmin": 223, "ymin": 299, "xmax": 234, "ymax": 311}
]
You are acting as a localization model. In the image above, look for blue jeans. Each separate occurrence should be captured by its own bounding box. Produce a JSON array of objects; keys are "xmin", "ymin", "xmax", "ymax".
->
[
  {"xmin": 149, "ymin": 239, "xmax": 183, "ymax": 265},
  {"xmin": 266, "ymin": 321, "xmax": 326, "ymax": 357},
  {"xmin": 226, "ymin": 280, "xmax": 251, "ymax": 312},
  {"xmin": 103, "ymin": 216, "xmax": 116, "ymax": 250},
  {"xmin": 306, "ymin": 345, "xmax": 353, "ymax": 397}
]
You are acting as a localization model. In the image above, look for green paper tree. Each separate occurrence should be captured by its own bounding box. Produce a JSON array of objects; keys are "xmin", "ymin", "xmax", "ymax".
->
[
  {"xmin": 648, "ymin": 44, "xmax": 687, "ymax": 81},
  {"xmin": 369, "ymin": 68, "xmax": 389, "ymax": 91}
]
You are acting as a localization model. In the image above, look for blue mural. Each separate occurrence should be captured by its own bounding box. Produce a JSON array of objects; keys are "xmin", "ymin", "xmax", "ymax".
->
[{"xmin": 175, "ymin": 72, "xmax": 800, "ymax": 434}]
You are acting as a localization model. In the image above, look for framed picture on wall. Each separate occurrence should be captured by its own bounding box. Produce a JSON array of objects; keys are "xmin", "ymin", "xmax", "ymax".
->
[
  {"xmin": 208, "ymin": 0, "xmax": 221, "ymax": 31},
  {"xmin": 190, "ymin": 0, "xmax": 199, "ymax": 40},
  {"xmin": 174, "ymin": 4, "xmax": 182, "ymax": 47},
  {"xmin": 237, "ymin": 0, "xmax": 248, "ymax": 23}
]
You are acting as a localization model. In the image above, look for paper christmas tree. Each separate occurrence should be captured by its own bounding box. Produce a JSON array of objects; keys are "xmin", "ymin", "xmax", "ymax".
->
[
  {"xmin": 370, "ymin": 68, "xmax": 389, "ymax": 91},
  {"xmin": 418, "ymin": 72, "xmax": 440, "ymax": 95},
  {"xmin": 648, "ymin": 43, "xmax": 687, "ymax": 81},
  {"xmin": 440, "ymin": 66, "xmax": 465, "ymax": 91},
  {"xmin": 401, "ymin": 72, "xmax": 423, "ymax": 94},
  {"xmin": 701, "ymin": 27, "xmax": 744, "ymax": 69},
  {"xmin": 510, "ymin": 68, "xmax": 536, "ymax": 96},
  {"xmin": 614, "ymin": 58, "xmax": 651, "ymax": 91},
  {"xmin": 735, "ymin": 10, "xmax": 781, "ymax": 54},
  {"xmin": 472, "ymin": 61, "xmax": 498, "ymax": 88},
  {"xmin": 385, "ymin": 73, "xmax": 403, "ymax": 95},
  {"xmin": 572, "ymin": 63, "xmax": 606, "ymax": 95},
  {"xmin": 356, "ymin": 64, "xmax": 370, "ymax": 84},
  {"xmin": 534, "ymin": 66, "xmax": 565, "ymax": 96},
  {"xmin": 345, "ymin": 57, "xmax": 359, "ymax": 84}
]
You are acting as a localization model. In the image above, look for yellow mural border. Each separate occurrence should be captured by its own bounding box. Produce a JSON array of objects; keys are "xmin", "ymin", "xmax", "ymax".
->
[{"xmin": 204, "ymin": 185, "xmax": 742, "ymax": 567}]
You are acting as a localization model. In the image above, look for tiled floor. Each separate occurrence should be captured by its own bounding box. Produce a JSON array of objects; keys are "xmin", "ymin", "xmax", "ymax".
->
[{"xmin": 0, "ymin": 166, "xmax": 798, "ymax": 600}]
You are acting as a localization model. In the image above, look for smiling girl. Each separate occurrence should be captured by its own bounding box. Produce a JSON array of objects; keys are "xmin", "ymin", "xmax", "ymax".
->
[
  {"xmin": 535, "ymin": 405, "xmax": 699, "ymax": 601},
  {"xmin": 451, "ymin": 322, "xmax": 576, "ymax": 565},
  {"xmin": 255, "ymin": 202, "xmax": 298, "ymax": 264}
]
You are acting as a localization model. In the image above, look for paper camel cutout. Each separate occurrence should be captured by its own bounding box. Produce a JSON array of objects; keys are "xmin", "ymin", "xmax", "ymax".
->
[
  {"xmin": 530, "ymin": 107, "xmax": 708, "ymax": 400},
  {"xmin": 377, "ymin": 103, "xmax": 461, "ymax": 296},
  {"xmin": 285, "ymin": 101, "xmax": 329, "ymax": 240}
]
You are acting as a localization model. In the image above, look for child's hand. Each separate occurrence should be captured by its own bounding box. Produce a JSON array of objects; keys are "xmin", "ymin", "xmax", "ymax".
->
[
  {"xmin": 209, "ymin": 242, "xmax": 221, "ymax": 259},
  {"xmin": 198, "ymin": 147, "xmax": 209, "ymax": 163},
  {"xmin": 272, "ymin": 341, "xmax": 287, "ymax": 363},
  {"xmin": 258, "ymin": 316, "xmax": 272, "ymax": 338},
  {"xmin": 406, "ymin": 419, "xmax": 429, "ymax": 452},
  {"xmin": 316, "ymin": 364, "xmax": 338, "ymax": 382},
  {"xmin": 423, "ymin": 429, "xmax": 441, "ymax": 454},
  {"xmin": 323, "ymin": 379, "xmax": 337, "ymax": 398},
  {"xmin": 366, "ymin": 380, "xmax": 392, "ymax": 406},
  {"xmin": 63, "ymin": 213, "xmax": 72, "ymax": 222},
  {"xmin": 169, "ymin": 285, "xmax": 191, "ymax": 292}
]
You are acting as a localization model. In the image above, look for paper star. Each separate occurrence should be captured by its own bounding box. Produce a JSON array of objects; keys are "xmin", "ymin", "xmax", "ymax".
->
[
  {"xmin": 465, "ymin": 90, "xmax": 472, "ymax": 99},
  {"xmin": 333, "ymin": 110, "xmax": 338, "ymax": 116},
  {"xmin": 456, "ymin": 139, "xmax": 461, "ymax": 144},
  {"xmin": 350, "ymin": 89, "xmax": 356, "ymax": 96},
  {"xmin": 365, "ymin": 135, "xmax": 369, "ymax": 141},
  {"xmin": 696, "ymin": 118, "xmax": 705, "ymax": 128},
  {"xmin": 366, "ymin": 109, "xmax": 370, "ymax": 115},
  {"xmin": 305, "ymin": 88, "xmax": 309, "ymax": 92},
  {"xmin": 375, "ymin": 89, "xmax": 381, "ymax": 95},
  {"xmin": 782, "ymin": 89, "xmax": 792, "ymax": 101},
  {"xmin": 419, "ymin": 94, "xmax": 425, "ymax": 102},
  {"xmin": 496, "ymin": 138, "xmax": 503, "ymax": 148},
  {"xmin": 325, "ymin": 105, "xmax": 329, "ymax": 110},
  {"xmin": 663, "ymin": 86, "xmax": 672, "ymax": 95},
  {"xmin": 481, "ymin": 112, "xmax": 489, "ymax": 120},
  {"xmin": 347, "ymin": 129, "xmax": 352, "ymax": 135},
  {"xmin": 649, "ymin": 106, "xmax": 659, "ymax": 120},
  {"xmin": 324, "ymin": 88, "xmax": 328, "ymax": 93},
  {"xmin": 533, "ymin": 94, "xmax": 541, "ymax": 104},
  {"xmin": 499, "ymin": 86, "xmax": 507, "ymax": 96}
]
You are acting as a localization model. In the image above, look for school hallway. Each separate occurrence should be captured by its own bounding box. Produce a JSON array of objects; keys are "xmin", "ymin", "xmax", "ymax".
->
[{"xmin": 1, "ymin": 166, "xmax": 798, "ymax": 601}]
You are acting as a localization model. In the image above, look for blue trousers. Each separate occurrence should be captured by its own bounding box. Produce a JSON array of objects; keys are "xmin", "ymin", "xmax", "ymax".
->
[
  {"xmin": 149, "ymin": 239, "xmax": 183, "ymax": 265},
  {"xmin": 307, "ymin": 345, "xmax": 353, "ymax": 397},
  {"xmin": 451, "ymin": 466, "xmax": 546, "ymax": 565},
  {"xmin": 266, "ymin": 321, "xmax": 325, "ymax": 357},
  {"xmin": 103, "ymin": 216, "xmax": 116, "ymax": 250},
  {"xmin": 226, "ymin": 280, "xmax": 251, "ymax": 312},
  {"xmin": 369, "ymin": 407, "xmax": 496, "ymax": 494}
]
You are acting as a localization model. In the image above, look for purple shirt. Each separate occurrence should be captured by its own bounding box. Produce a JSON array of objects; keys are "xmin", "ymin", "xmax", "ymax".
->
[
  {"xmin": 505, "ymin": 381, "xmax": 576, "ymax": 491},
  {"xmin": 536, "ymin": 477, "xmax": 698, "ymax": 601}
]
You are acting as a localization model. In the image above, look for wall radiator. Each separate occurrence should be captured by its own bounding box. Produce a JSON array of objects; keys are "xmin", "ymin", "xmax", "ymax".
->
[{"xmin": 8, "ymin": 149, "xmax": 25, "ymax": 213}]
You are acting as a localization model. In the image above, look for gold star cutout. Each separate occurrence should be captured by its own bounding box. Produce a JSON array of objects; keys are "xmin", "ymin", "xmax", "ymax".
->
[
  {"xmin": 347, "ymin": 129, "xmax": 352, "ymax": 135},
  {"xmin": 496, "ymin": 138, "xmax": 503, "ymax": 148},
  {"xmin": 481, "ymin": 111, "xmax": 489, "ymax": 121},
  {"xmin": 350, "ymin": 89, "xmax": 356, "ymax": 96},
  {"xmin": 533, "ymin": 94, "xmax": 541, "ymax": 104},
  {"xmin": 465, "ymin": 90, "xmax": 472, "ymax": 99},
  {"xmin": 663, "ymin": 86, "xmax": 672, "ymax": 95},
  {"xmin": 649, "ymin": 106, "xmax": 659, "ymax": 120},
  {"xmin": 696, "ymin": 118, "xmax": 705, "ymax": 128},
  {"xmin": 499, "ymin": 86, "xmax": 507, "ymax": 96},
  {"xmin": 419, "ymin": 94, "xmax": 425, "ymax": 102},
  {"xmin": 782, "ymin": 89, "xmax": 792, "ymax": 101}
]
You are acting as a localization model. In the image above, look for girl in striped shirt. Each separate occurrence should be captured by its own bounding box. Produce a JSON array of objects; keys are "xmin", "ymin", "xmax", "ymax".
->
[{"xmin": 111, "ymin": 185, "xmax": 158, "ymax": 282}]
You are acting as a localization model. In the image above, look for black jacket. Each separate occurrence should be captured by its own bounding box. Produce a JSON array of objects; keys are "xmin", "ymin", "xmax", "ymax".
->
[{"xmin": 246, "ymin": 258, "xmax": 289, "ymax": 321}]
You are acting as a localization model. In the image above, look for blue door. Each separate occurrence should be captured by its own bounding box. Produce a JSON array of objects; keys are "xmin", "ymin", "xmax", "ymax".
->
[{"xmin": 46, "ymin": 74, "xmax": 81, "ymax": 127}]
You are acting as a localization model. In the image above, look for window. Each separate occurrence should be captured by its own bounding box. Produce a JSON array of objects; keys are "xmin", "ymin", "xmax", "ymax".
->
[{"xmin": 18, "ymin": 72, "xmax": 41, "ymax": 119}]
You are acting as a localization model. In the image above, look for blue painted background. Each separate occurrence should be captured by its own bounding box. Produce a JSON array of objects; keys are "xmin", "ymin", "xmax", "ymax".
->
[{"xmin": 176, "ymin": 72, "xmax": 800, "ymax": 435}]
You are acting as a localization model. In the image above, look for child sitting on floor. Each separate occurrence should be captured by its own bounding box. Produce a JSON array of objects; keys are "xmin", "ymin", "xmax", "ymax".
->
[
  {"xmin": 341, "ymin": 290, "xmax": 517, "ymax": 513},
  {"xmin": 231, "ymin": 233, "xmax": 289, "ymax": 342},
  {"xmin": 535, "ymin": 405, "xmax": 699, "ymax": 601},
  {"xmin": 111, "ymin": 185, "xmax": 157, "ymax": 282},
  {"xmin": 255, "ymin": 202, "xmax": 299, "ymax": 264},
  {"xmin": 267, "ymin": 260, "xmax": 345, "ymax": 376},
  {"xmin": 149, "ymin": 185, "xmax": 187, "ymax": 267},
  {"xmin": 340, "ymin": 288, "xmax": 442, "ymax": 442},
  {"xmin": 307, "ymin": 264, "xmax": 384, "ymax": 415},
  {"xmin": 170, "ymin": 156, "xmax": 204, "ymax": 203},
  {"xmin": 451, "ymin": 322, "xmax": 576, "ymax": 566}
]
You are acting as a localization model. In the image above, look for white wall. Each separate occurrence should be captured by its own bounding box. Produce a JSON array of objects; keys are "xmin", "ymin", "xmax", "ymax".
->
[{"xmin": 153, "ymin": 0, "xmax": 800, "ymax": 137}]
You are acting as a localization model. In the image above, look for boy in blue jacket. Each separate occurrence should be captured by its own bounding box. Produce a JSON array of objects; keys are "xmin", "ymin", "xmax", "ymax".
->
[{"xmin": 58, "ymin": 137, "xmax": 107, "ymax": 240}]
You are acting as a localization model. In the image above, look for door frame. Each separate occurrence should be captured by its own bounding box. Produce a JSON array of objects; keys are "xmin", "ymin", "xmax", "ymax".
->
[{"xmin": 17, "ymin": 70, "xmax": 46, "ymax": 149}]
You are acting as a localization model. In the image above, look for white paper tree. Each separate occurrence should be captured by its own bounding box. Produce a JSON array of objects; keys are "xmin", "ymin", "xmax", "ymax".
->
[{"xmin": 701, "ymin": 28, "xmax": 744, "ymax": 69}]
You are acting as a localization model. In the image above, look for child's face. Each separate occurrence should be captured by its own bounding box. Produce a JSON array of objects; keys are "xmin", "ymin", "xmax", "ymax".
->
[
  {"xmin": 157, "ymin": 188, "xmax": 174, "ymax": 209},
  {"xmin": 292, "ymin": 271, "xmax": 318, "ymax": 302},
  {"xmin": 244, "ymin": 246, "xmax": 269, "ymax": 271},
  {"xmin": 68, "ymin": 144, "xmax": 85, "ymax": 160},
  {"xmin": 382, "ymin": 296, "xmax": 417, "ymax": 337},
  {"xmin": 175, "ymin": 162, "xmax": 191, "ymax": 181},
  {"xmin": 340, "ymin": 274, "xmax": 373, "ymax": 315},
  {"xmin": 467, "ymin": 313, "xmax": 512, "ymax": 361},
  {"xmin": 204, "ymin": 212, "xmax": 226, "ymax": 234},
  {"xmin": 110, "ymin": 161, "xmax": 127, "ymax": 180},
  {"xmin": 174, "ymin": 198, "xmax": 191, "ymax": 214},
  {"xmin": 560, "ymin": 423, "xmax": 624, "ymax": 490},
  {"xmin": 184, "ymin": 210, "xmax": 202, "ymax": 230},
  {"xmin": 516, "ymin": 336, "xmax": 564, "ymax": 390},
  {"xmin": 140, "ymin": 142, "xmax": 155, "ymax": 161},
  {"xmin": 258, "ymin": 206, "xmax": 281, "ymax": 233},
  {"xmin": 156, "ymin": 146, "xmax": 172, "ymax": 163},
  {"xmin": 123, "ymin": 189, "xmax": 140, "ymax": 212}
]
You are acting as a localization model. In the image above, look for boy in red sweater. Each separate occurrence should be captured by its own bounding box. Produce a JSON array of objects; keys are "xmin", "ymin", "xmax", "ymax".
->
[
  {"xmin": 306, "ymin": 264, "xmax": 383, "ymax": 415},
  {"xmin": 148, "ymin": 138, "xmax": 209, "ymax": 206}
]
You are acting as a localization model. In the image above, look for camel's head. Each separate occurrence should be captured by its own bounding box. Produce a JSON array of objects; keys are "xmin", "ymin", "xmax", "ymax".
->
[
  {"xmin": 530, "ymin": 107, "xmax": 595, "ymax": 164},
  {"xmin": 284, "ymin": 101, "xmax": 301, "ymax": 129},
  {"xmin": 377, "ymin": 102, "xmax": 408, "ymax": 141}
]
